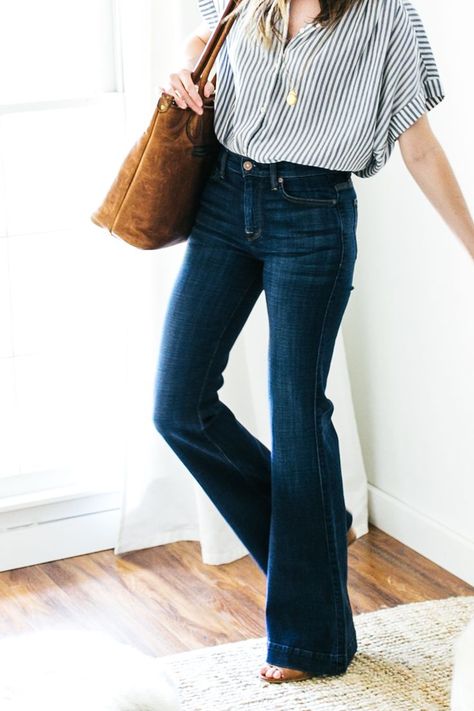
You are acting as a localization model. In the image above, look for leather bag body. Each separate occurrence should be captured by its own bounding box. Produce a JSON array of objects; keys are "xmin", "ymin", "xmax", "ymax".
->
[{"xmin": 90, "ymin": 0, "xmax": 238, "ymax": 250}]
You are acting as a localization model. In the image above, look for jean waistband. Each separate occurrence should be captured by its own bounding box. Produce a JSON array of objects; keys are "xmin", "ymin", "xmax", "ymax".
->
[{"xmin": 215, "ymin": 143, "xmax": 352, "ymax": 189}]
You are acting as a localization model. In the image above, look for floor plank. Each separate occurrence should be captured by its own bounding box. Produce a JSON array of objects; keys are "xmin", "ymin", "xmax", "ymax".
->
[{"xmin": 0, "ymin": 524, "xmax": 472, "ymax": 658}]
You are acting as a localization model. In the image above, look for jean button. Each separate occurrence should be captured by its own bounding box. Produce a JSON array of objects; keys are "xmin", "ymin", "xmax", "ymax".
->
[{"xmin": 243, "ymin": 160, "xmax": 253, "ymax": 171}]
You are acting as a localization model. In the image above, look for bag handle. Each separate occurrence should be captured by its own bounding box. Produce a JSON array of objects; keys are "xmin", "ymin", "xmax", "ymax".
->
[{"xmin": 191, "ymin": 0, "xmax": 240, "ymax": 97}]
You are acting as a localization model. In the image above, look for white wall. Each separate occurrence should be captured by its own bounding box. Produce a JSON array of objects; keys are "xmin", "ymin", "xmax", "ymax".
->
[{"xmin": 342, "ymin": 0, "xmax": 474, "ymax": 585}]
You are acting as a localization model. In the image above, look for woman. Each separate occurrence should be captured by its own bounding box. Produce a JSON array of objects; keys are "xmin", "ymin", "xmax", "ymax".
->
[{"xmin": 153, "ymin": 0, "xmax": 474, "ymax": 684}]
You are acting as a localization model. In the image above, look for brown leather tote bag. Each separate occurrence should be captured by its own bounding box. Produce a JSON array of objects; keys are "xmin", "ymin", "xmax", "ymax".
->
[{"xmin": 90, "ymin": 0, "xmax": 239, "ymax": 250}]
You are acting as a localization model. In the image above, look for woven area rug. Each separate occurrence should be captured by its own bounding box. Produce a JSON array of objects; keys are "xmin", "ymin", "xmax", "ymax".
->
[{"xmin": 160, "ymin": 595, "xmax": 474, "ymax": 711}]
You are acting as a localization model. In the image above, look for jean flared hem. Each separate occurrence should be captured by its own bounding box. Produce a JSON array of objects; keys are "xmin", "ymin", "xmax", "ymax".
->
[{"xmin": 266, "ymin": 638, "xmax": 358, "ymax": 676}]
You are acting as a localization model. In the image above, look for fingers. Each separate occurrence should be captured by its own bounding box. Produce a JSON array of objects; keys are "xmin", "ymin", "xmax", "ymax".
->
[
  {"xmin": 160, "ymin": 69, "xmax": 215, "ymax": 113},
  {"xmin": 161, "ymin": 69, "xmax": 202, "ymax": 114}
]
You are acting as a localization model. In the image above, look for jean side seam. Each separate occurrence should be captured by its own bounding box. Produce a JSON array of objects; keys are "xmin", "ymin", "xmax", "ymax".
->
[{"xmin": 312, "ymin": 205, "xmax": 346, "ymax": 661}]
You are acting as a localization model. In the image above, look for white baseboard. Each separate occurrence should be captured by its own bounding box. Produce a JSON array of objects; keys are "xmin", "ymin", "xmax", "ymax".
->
[
  {"xmin": 0, "ymin": 497, "xmax": 122, "ymax": 573},
  {"xmin": 368, "ymin": 484, "xmax": 474, "ymax": 587}
]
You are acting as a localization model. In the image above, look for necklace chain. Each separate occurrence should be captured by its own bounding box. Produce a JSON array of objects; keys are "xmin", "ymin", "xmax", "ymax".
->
[{"xmin": 278, "ymin": 18, "xmax": 330, "ymax": 107}]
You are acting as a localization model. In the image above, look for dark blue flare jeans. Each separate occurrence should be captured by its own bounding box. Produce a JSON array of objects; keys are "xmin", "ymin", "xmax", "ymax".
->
[{"xmin": 152, "ymin": 143, "xmax": 358, "ymax": 676}]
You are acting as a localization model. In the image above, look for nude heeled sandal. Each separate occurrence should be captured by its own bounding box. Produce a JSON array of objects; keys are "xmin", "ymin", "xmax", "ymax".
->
[{"xmin": 259, "ymin": 665, "xmax": 315, "ymax": 683}]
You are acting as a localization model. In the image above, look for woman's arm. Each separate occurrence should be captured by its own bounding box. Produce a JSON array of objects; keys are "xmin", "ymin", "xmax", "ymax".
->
[
  {"xmin": 398, "ymin": 115, "xmax": 474, "ymax": 261},
  {"xmin": 184, "ymin": 22, "xmax": 213, "ymax": 70},
  {"xmin": 160, "ymin": 22, "xmax": 215, "ymax": 116}
]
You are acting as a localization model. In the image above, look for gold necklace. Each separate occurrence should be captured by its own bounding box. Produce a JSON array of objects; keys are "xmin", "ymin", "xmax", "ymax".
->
[
  {"xmin": 278, "ymin": 14, "xmax": 330, "ymax": 107},
  {"xmin": 282, "ymin": 51, "xmax": 304, "ymax": 107}
]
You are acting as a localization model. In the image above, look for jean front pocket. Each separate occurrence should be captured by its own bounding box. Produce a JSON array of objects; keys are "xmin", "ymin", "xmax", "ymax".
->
[{"xmin": 277, "ymin": 176, "xmax": 338, "ymax": 207}]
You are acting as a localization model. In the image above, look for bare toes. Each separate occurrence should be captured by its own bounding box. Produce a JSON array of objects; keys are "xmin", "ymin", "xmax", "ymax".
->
[{"xmin": 260, "ymin": 664, "xmax": 283, "ymax": 679}]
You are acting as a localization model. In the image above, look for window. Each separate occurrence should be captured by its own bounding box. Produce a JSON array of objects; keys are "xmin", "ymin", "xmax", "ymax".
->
[{"xmin": 0, "ymin": 1, "xmax": 134, "ymax": 565}]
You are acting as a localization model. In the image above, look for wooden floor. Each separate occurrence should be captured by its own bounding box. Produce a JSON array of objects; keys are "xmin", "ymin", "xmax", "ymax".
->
[{"xmin": 0, "ymin": 524, "xmax": 472, "ymax": 659}]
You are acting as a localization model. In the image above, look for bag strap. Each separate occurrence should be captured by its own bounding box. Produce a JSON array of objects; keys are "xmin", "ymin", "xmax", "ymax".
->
[{"xmin": 192, "ymin": 0, "xmax": 241, "ymax": 96}]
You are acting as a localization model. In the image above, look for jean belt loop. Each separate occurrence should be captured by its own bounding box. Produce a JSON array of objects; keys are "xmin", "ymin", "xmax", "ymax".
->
[
  {"xmin": 218, "ymin": 147, "xmax": 229, "ymax": 179},
  {"xmin": 269, "ymin": 162, "xmax": 278, "ymax": 191}
]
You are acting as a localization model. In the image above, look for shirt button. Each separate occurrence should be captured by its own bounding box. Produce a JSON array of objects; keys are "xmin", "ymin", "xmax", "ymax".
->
[
  {"xmin": 243, "ymin": 160, "xmax": 253, "ymax": 171},
  {"xmin": 260, "ymin": 105, "xmax": 266, "ymax": 112}
]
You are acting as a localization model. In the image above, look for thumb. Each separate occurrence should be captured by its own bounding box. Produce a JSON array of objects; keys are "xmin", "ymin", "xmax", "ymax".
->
[{"xmin": 204, "ymin": 81, "xmax": 215, "ymax": 98}]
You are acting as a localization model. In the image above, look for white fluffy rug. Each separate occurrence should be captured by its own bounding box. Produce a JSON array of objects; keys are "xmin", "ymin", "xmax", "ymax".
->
[
  {"xmin": 0, "ymin": 629, "xmax": 180, "ymax": 711},
  {"xmin": 0, "ymin": 596, "xmax": 473, "ymax": 710}
]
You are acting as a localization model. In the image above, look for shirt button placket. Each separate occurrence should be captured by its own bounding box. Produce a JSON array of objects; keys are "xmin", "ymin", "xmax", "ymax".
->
[{"xmin": 247, "ymin": 50, "xmax": 282, "ymax": 154}]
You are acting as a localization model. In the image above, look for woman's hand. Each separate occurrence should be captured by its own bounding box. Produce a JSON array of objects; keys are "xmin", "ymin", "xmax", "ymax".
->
[{"xmin": 160, "ymin": 68, "xmax": 215, "ymax": 115}]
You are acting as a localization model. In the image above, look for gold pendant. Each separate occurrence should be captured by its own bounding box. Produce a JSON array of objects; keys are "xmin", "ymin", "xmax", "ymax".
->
[{"xmin": 286, "ymin": 88, "xmax": 298, "ymax": 106}]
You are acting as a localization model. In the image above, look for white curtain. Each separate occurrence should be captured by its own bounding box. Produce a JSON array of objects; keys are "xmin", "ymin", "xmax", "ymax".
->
[{"xmin": 113, "ymin": 0, "xmax": 369, "ymax": 562}]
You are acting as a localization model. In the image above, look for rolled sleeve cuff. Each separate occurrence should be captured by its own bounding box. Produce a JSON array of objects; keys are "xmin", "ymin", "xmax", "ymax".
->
[{"xmin": 388, "ymin": 77, "xmax": 446, "ymax": 143}]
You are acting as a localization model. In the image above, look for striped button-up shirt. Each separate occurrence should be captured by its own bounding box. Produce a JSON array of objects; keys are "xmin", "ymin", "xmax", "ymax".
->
[{"xmin": 197, "ymin": 0, "xmax": 445, "ymax": 178}]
